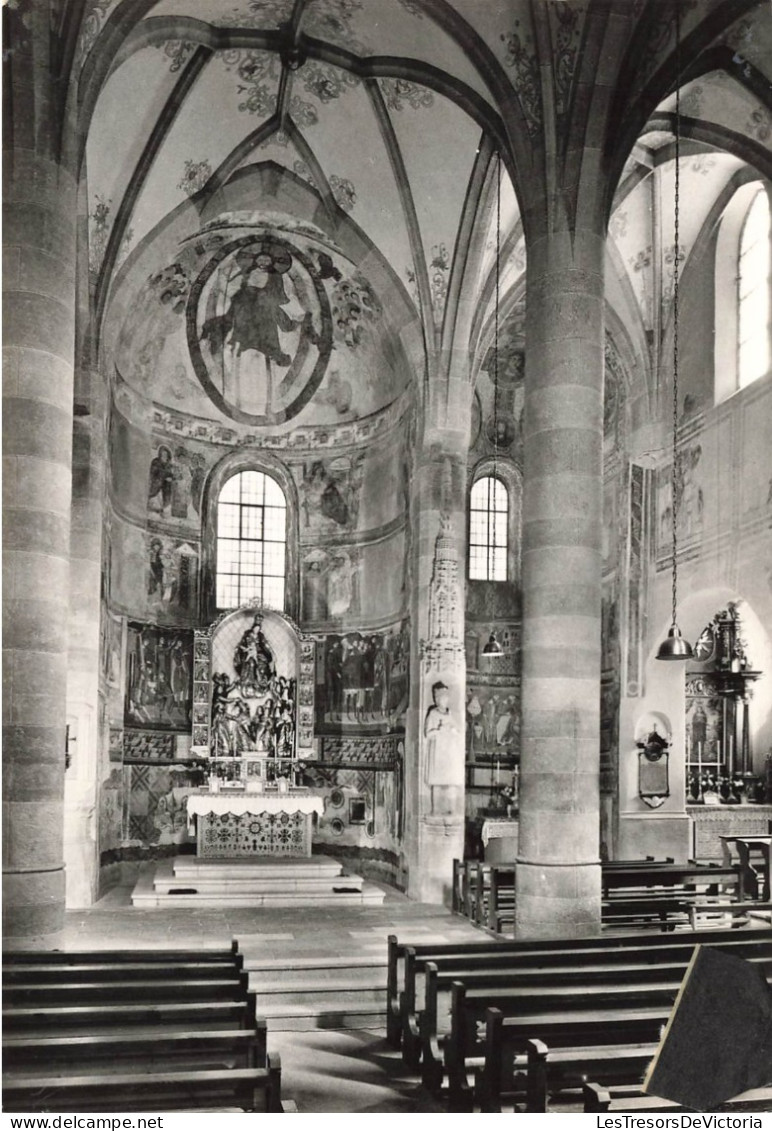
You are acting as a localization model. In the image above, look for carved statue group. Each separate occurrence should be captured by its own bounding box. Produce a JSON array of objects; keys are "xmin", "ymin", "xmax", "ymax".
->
[{"xmin": 211, "ymin": 615, "xmax": 296, "ymax": 759}]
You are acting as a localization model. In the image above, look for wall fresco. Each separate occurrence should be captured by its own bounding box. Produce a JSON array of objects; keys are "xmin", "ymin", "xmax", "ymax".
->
[
  {"xmin": 465, "ymin": 684, "xmax": 521, "ymax": 757},
  {"xmin": 145, "ymin": 533, "xmax": 199, "ymax": 621},
  {"xmin": 188, "ymin": 235, "xmax": 333, "ymax": 425},
  {"xmin": 301, "ymin": 547, "xmax": 362, "ymax": 621},
  {"xmin": 124, "ymin": 623, "xmax": 193, "ymax": 731},
  {"xmin": 315, "ymin": 622, "xmax": 409, "ymax": 733}
]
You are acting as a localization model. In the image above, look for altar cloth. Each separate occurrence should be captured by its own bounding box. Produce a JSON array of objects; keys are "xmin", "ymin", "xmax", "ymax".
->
[{"xmin": 186, "ymin": 792, "xmax": 324, "ymax": 835}]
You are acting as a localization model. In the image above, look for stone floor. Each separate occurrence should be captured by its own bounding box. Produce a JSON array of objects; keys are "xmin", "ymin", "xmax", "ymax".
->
[{"xmin": 50, "ymin": 870, "xmax": 486, "ymax": 1112}]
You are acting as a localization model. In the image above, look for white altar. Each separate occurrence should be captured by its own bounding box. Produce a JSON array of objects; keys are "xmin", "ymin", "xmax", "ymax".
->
[{"xmin": 187, "ymin": 788, "xmax": 325, "ymax": 857}]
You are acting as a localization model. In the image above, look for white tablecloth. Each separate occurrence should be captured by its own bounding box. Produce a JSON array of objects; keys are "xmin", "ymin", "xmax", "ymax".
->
[
  {"xmin": 481, "ymin": 818, "xmax": 519, "ymax": 847},
  {"xmin": 186, "ymin": 793, "xmax": 325, "ymax": 834}
]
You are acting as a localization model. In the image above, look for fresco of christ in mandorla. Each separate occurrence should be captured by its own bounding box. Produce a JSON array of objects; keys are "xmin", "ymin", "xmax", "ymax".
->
[{"xmin": 189, "ymin": 235, "xmax": 332, "ymax": 426}]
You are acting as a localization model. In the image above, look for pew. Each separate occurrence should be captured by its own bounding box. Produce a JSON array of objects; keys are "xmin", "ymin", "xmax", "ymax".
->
[
  {"xmin": 477, "ymin": 1008, "xmax": 667, "ymax": 1112},
  {"xmin": 453, "ymin": 858, "xmax": 700, "ymax": 939},
  {"xmin": 3, "ymin": 958, "xmax": 244, "ymax": 984},
  {"xmin": 583, "ymin": 1081, "xmax": 772, "ymax": 1114},
  {"xmin": 433, "ymin": 945, "xmax": 772, "ymax": 1108},
  {"xmin": 1, "ymin": 944, "xmax": 298, "ymax": 1112},
  {"xmin": 2, "ymin": 1056, "xmax": 288, "ymax": 1113},
  {"xmin": 4, "ymin": 1023, "xmax": 268, "ymax": 1075},
  {"xmin": 397, "ymin": 928, "xmax": 772, "ymax": 1073},
  {"xmin": 3, "ymin": 972, "xmax": 251, "ymax": 1008},
  {"xmin": 3, "ymin": 996, "xmax": 260, "ymax": 1036},
  {"xmin": 601, "ymin": 862, "xmax": 744, "ymax": 899},
  {"xmin": 524, "ymin": 1038, "xmax": 659, "ymax": 1112}
]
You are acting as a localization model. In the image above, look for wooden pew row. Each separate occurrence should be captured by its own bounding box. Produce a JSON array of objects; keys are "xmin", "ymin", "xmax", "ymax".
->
[
  {"xmin": 455, "ymin": 858, "xmax": 718, "ymax": 938},
  {"xmin": 386, "ymin": 924, "xmax": 771, "ymax": 1052},
  {"xmin": 397, "ymin": 928, "xmax": 772, "ymax": 1070},
  {"xmin": 584, "ymin": 1082, "xmax": 772, "ymax": 1115},
  {"xmin": 601, "ymin": 862, "xmax": 744, "ymax": 898},
  {"xmin": 3, "ymin": 994, "xmax": 261, "ymax": 1037},
  {"xmin": 416, "ymin": 941, "xmax": 772, "ymax": 1083},
  {"xmin": 2, "ymin": 945, "xmax": 243, "ymax": 968},
  {"xmin": 521, "ymin": 1041, "xmax": 772, "ymax": 1115},
  {"xmin": 3, "ymin": 958, "xmax": 245, "ymax": 984},
  {"xmin": 4, "ymin": 1023, "xmax": 268, "ymax": 1075},
  {"xmin": 437, "ymin": 950, "xmax": 772, "ymax": 1109},
  {"xmin": 2, "ymin": 1055, "xmax": 288, "ymax": 1113},
  {"xmin": 3, "ymin": 972, "xmax": 251, "ymax": 1008},
  {"xmin": 689, "ymin": 900, "xmax": 772, "ymax": 927}
]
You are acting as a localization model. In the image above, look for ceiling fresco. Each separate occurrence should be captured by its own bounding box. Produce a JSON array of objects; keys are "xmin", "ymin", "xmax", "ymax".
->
[
  {"xmin": 109, "ymin": 216, "xmax": 412, "ymax": 430},
  {"xmin": 660, "ymin": 72, "xmax": 772, "ymax": 154},
  {"xmin": 79, "ymin": 0, "xmax": 772, "ymax": 432}
]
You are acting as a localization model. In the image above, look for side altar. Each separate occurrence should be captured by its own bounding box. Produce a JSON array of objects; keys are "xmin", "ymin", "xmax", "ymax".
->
[{"xmin": 187, "ymin": 604, "xmax": 324, "ymax": 858}]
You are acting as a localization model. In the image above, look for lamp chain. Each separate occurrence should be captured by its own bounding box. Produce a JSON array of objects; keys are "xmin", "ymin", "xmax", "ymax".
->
[{"xmin": 670, "ymin": 2, "xmax": 681, "ymax": 627}]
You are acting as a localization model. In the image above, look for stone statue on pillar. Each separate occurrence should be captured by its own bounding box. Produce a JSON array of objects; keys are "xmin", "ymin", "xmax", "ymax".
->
[{"xmin": 420, "ymin": 513, "xmax": 465, "ymax": 819}]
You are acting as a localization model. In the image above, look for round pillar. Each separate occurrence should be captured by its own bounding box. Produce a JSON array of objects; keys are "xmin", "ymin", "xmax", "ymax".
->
[
  {"xmin": 3, "ymin": 2, "xmax": 77, "ymax": 942},
  {"xmin": 515, "ymin": 228, "xmax": 605, "ymax": 937}
]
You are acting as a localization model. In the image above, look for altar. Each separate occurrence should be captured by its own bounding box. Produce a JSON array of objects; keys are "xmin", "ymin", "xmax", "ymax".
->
[
  {"xmin": 187, "ymin": 789, "xmax": 325, "ymax": 857},
  {"xmin": 186, "ymin": 603, "xmax": 323, "ymax": 859}
]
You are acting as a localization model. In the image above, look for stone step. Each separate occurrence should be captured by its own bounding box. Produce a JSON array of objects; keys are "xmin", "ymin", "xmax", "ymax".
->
[
  {"xmin": 171, "ymin": 857, "xmax": 345, "ymax": 881},
  {"xmin": 240, "ymin": 954, "xmax": 387, "ymax": 974},
  {"xmin": 132, "ymin": 889, "xmax": 386, "ymax": 909},
  {"xmin": 154, "ymin": 875, "xmax": 367, "ymax": 896},
  {"xmin": 259, "ymin": 1002, "xmax": 386, "ymax": 1032},
  {"xmin": 246, "ymin": 964, "xmax": 386, "ymax": 991},
  {"xmin": 252, "ymin": 982, "xmax": 385, "ymax": 1007}
]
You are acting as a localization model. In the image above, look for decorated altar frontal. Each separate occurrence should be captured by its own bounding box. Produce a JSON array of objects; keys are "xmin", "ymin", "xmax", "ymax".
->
[{"xmin": 187, "ymin": 786, "xmax": 324, "ymax": 857}]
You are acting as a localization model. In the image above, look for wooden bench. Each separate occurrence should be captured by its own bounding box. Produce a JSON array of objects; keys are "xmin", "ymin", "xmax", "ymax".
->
[
  {"xmin": 387, "ymin": 924, "xmax": 772, "ymax": 1056},
  {"xmin": 1, "ymin": 944, "xmax": 298, "ymax": 1112},
  {"xmin": 3, "ymin": 971, "xmax": 251, "ymax": 1008},
  {"xmin": 396, "ymin": 928, "xmax": 772, "ymax": 1072},
  {"xmin": 584, "ymin": 1081, "xmax": 772, "ymax": 1114},
  {"xmin": 438, "ymin": 948, "xmax": 772, "ymax": 1109},
  {"xmin": 3, "ymin": 993, "xmax": 260, "ymax": 1036},
  {"xmin": 601, "ymin": 862, "xmax": 744, "ymax": 899},
  {"xmin": 524, "ymin": 1037, "xmax": 659, "ymax": 1112},
  {"xmin": 2, "ymin": 1056, "xmax": 288, "ymax": 1113},
  {"xmin": 3, "ymin": 1023, "xmax": 267, "ymax": 1074},
  {"xmin": 477, "ymin": 1008, "xmax": 668, "ymax": 1112},
  {"xmin": 2, "ymin": 958, "xmax": 245, "ymax": 985},
  {"xmin": 452, "ymin": 858, "xmax": 679, "ymax": 936}
]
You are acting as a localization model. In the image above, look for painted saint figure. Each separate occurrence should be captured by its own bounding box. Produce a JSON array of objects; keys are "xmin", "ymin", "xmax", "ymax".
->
[{"xmin": 201, "ymin": 248, "xmax": 296, "ymax": 367}]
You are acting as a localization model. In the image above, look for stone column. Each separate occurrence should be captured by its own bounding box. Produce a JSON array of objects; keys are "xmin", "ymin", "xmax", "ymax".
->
[
  {"xmin": 64, "ymin": 337, "xmax": 107, "ymax": 907},
  {"xmin": 3, "ymin": 1, "xmax": 77, "ymax": 942},
  {"xmin": 515, "ymin": 227, "xmax": 605, "ymax": 937},
  {"xmin": 405, "ymin": 441, "xmax": 467, "ymax": 905}
]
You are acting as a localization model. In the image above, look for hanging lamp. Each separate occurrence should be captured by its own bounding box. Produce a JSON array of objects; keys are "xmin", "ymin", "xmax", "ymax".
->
[
  {"xmin": 482, "ymin": 151, "xmax": 504, "ymax": 660},
  {"xmin": 656, "ymin": 8, "xmax": 693, "ymax": 662}
]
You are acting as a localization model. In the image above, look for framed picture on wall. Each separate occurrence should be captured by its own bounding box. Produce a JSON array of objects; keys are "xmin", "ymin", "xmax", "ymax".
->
[{"xmin": 124, "ymin": 622, "xmax": 193, "ymax": 732}]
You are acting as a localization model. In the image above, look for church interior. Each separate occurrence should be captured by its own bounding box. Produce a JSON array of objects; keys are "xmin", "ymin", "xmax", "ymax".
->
[{"xmin": 3, "ymin": 0, "xmax": 772, "ymax": 1115}]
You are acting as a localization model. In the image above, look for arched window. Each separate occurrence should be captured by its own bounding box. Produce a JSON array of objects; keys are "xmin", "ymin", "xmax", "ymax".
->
[
  {"xmin": 469, "ymin": 475, "xmax": 508, "ymax": 580},
  {"xmin": 737, "ymin": 188, "xmax": 770, "ymax": 389},
  {"xmin": 216, "ymin": 470, "xmax": 287, "ymax": 611}
]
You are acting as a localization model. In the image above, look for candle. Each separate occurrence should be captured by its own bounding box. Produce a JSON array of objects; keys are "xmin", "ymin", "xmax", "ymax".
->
[{"xmin": 495, "ymin": 759, "xmax": 500, "ymax": 784}]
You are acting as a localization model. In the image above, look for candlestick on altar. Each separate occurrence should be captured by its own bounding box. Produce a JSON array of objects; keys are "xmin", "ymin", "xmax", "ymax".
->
[{"xmin": 495, "ymin": 758, "xmax": 500, "ymax": 784}]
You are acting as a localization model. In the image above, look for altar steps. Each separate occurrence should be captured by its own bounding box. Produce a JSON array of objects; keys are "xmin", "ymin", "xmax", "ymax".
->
[
  {"xmin": 131, "ymin": 857, "xmax": 386, "ymax": 910},
  {"xmin": 242, "ymin": 956, "xmax": 388, "ymax": 1032}
]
